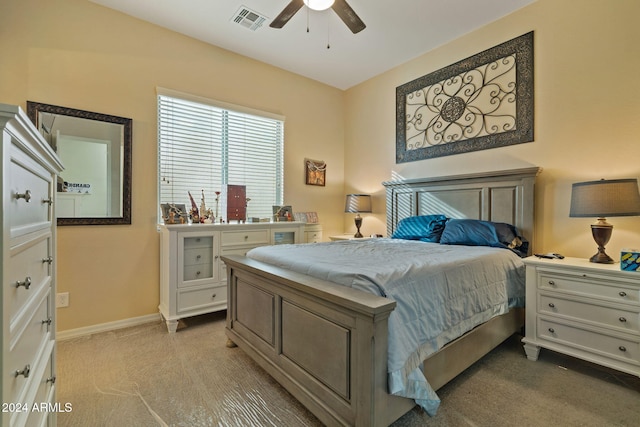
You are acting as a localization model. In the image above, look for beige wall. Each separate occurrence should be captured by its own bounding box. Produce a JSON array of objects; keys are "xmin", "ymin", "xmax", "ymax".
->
[
  {"xmin": 0, "ymin": 0, "xmax": 346, "ymax": 331},
  {"xmin": 344, "ymin": 0, "xmax": 640, "ymax": 258}
]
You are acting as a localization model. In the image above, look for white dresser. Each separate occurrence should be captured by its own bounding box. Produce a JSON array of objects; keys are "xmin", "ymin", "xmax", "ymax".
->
[
  {"xmin": 1, "ymin": 104, "xmax": 64, "ymax": 427},
  {"xmin": 159, "ymin": 222, "xmax": 305, "ymax": 332},
  {"xmin": 522, "ymin": 256, "xmax": 640, "ymax": 377}
]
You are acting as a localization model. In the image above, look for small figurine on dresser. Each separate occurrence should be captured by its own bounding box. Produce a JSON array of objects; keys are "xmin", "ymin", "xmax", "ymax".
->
[
  {"xmin": 199, "ymin": 190, "xmax": 214, "ymax": 223},
  {"xmin": 214, "ymin": 191, "xmax": 221, "ymax": 222},
  {"xmin": 188, "ymin": 191, "xmax": 199, "ymax": 223},
  {"xmin": 200, "ymin": 190, "xmax": 207, "ymax": 222}
]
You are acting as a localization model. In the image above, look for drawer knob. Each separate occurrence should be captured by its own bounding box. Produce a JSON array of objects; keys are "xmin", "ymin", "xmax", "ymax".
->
[
  {"xmin": 548, "ymin": 280, "xmax": 555, "ymax": 286},
  {"xmin": 15, "ymin": 190, "xmax": 32, "ymax": 202},
  {"xmin": 42, "ymin": 198, "xmax": 53, "ymax": 205},
  {"xmin": 212, "ymin": 293, "xmax": 217, "ymax": 299},
  {"xmin": 619, "ymin": 317, "xmax": 627, "ymax": 323},
  {"xmin": 15, "ymin": 365, "xmax": 31, "ymax": 378},
  {"xmin": 42, "ymin": 317, "xmax": 52, "ymax": 325},
  {"xmin": 548, "ymin": 328, "xmax": 555, "ymax": 334},
  {"xmin": 16, "ymin": 277, "xmax": 32, "ymax": 289},
  {"xmin": 619, "ymin": 346, "xmax": 627, "ymax": 352},
  {"xmin": 619, "ymin": 291, "xmax": 627, "ymax": 297},
  {"xmin": 215, "ymin": 255, "xmax": 219, "ymax": 260},
  {"xmin": 196, "ymin": 271, "xmax": 201, "ymax": 276},
  {"xmin": 548, "ymin": 303, "xmax": 555, "ymax": 308},
  {"xmin": 244, "ymin": 235, "xmax": 248, "ymax": 240},
  {"xmin": 46, "ymin": 376, "xmax": 57, "ymax": 384},
  {"xmin": 196, "ymin": 255, "xmax": 201, "ymax": 260},
  {"xmin": 42, "ymin": 256, "xmax": 53, "ymax": 264}
]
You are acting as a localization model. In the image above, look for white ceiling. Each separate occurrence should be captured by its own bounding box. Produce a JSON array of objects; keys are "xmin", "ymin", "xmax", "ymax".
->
[{"xmin": 90, "ymin": 0, "xmax": 535, "ymax": 90}]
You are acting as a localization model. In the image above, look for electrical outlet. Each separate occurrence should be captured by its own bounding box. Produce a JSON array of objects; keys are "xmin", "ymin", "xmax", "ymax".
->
[{"xmin": 56, "ymin": 292, "xmax": 69, "ymax": 308}]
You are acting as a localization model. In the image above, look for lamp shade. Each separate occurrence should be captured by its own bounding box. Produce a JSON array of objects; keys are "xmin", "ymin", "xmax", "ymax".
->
[
  {"xmin": 569, "ymin": 179, "xmax": 640, "ymax": 217},
  {"xmin": 345, "ymin": 194, "xmax": 372, "ymax": 213}
]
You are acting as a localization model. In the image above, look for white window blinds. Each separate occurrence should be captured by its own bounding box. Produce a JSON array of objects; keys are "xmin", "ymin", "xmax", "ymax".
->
[{"xmin": 158, "ymin": 91, "xmax": 284, "ymax": 221}]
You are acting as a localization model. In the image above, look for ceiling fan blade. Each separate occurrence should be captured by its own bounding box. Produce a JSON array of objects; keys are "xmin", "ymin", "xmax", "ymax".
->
[
  {"xmin": 270, "ymin": 0, "xmax": 304, "ymax": 29},
  {"xmin": 331, "ymin": 0, "xmax": 366, "ymax": 34}
]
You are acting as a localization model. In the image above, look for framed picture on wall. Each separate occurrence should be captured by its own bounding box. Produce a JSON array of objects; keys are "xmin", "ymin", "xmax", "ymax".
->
[
  {"xmin": 395, "ymin": 32, "xmax": 534, "ymax": 163},
  {"xmin": 305, "ymin": 158, "xmax": 326, "ymax": 186}
]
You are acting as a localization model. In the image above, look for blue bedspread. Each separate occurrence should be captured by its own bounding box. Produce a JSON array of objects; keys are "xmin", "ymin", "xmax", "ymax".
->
[{"xmin": 246, "ymin": 238, "xmax": 525, "ymax": 415}]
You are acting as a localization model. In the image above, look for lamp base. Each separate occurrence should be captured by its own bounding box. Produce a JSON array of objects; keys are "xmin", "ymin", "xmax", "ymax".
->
[
  {"xmin": 589, "ymin": 221, "xmax": 614, "ymax": 264},
  {"xmin": 353, "ymin": 214, "xmax": 363, "ymax": 238},
  {"xmin": 589, "ymin": 251, "xmax": 614, "ymax": 264}
]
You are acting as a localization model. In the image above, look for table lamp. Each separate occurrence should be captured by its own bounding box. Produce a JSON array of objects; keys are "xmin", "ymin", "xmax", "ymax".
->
[
  {"xmin": 569, "ymin": 178, "xmax": 640, "ymax": 263},
  {"xmin": 345, "ymin": 194, "xmax": 372, "ymax": 238}
]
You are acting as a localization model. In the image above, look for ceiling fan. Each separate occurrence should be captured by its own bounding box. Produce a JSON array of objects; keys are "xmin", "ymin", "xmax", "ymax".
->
[{"xmin": 270, "ymin": 0, "xmax": 366, "ymax": 34}]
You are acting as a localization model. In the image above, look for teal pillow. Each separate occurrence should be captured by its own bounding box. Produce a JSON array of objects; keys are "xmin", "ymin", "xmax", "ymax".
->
[
  {"xmin": 391, "ymin": 215, "xmax": 448, "ymax": 242},
  {"xmin": 439, "ymin": 219, "xmax": 529, "ymax": 257}
]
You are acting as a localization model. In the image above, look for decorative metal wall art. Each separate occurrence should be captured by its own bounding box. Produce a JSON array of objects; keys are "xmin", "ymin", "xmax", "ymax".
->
[
  {"xmin": 396, "ymin": 32, "xmax": 534, "ymax": 163},
  {"xmin": 305, "ymin": 158, "xmax": 326, "ymax": 186}
]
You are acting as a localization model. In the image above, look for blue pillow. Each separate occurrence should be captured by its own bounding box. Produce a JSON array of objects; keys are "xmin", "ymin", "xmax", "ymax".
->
[
  {"xmin": 439, "ymin": 219, "xmax": 529, "ymax": 257},
  {"xmin": 391, "ymin": 215, "xmax": 448, "ymax": 242}
]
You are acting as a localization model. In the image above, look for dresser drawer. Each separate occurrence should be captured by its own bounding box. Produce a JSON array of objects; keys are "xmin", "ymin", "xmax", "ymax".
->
[
  {"xmin": 183, "ymin": 247, "xmax": 213, "ymax": 266},
  {"xmin": 9, "ymin": 146, "xmax": 54, "ymax": 239},
  {"xmin": 538, "ymin": 318, "xmax": 640, "ymax": 364},
  {"xmin": 177, "ymin": 284, "xmax": 227, "ymax": 313},
  {"xmin": 182, "ymin": 264, "xmax": 214, "ymax": 283},
  {"xmin": 305, "ymin": 230, "xmax": 322, "ymax": 243},
  {"xmin": 183, "ymin": 235, "xmax": 214, "ymax": 249},
  {"xmin": 538, "ymin": 271, "xmax": 640, "ymax": 305},
  {"xmin": 24, "ymin": 351, "xmax": 56, "ymax": 427},
  {"xmin": 220, "ymin": 246, "xmax": 265, "ymax": 258},
  {"xmin": 539, "ymin": 294, "xmax": 639, "ymax": 333},
  {"xmin": 9, "ymin": 236, "xmax": 52, "ymax": 324},
  {"xmin": 221, "ymin": 229, "xmax": 269, "ymax": 247},
  {"xmin": 7, "ymin": 292, "xmax": 52, "ymax": 403}
]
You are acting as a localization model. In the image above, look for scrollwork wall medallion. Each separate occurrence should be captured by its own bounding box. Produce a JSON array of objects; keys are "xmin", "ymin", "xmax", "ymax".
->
[{"xmin": 396, "ymin": 32, "xmax": 534, "ymax": 162}]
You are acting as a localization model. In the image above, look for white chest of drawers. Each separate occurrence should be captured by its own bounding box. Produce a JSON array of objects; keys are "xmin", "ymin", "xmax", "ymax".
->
[
  {"xmin": 1, "ymin": 104, "xmax": 64, "ymax": 427},
  {"xmin": 522, "ymin": 256, "xmax": 640, "ymax": 377},
  {"xmin": 159, "ymin": 222, "xmax": 305, "ymax": 332}
]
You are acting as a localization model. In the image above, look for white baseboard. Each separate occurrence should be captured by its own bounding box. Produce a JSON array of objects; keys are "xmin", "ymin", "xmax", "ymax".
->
[{"xmin": 57, "ymin": 313, "xmax": 161, "ymax": 341}]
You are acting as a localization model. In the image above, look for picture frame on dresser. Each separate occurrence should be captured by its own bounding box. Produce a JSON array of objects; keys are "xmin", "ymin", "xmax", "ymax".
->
[
  {"xmin": 272, "ymin": 205, "xmax": 293, "ymax": 221},
  {"xmin": 160, "ymin": 203, "xmax": 187, "ymax": 224}
]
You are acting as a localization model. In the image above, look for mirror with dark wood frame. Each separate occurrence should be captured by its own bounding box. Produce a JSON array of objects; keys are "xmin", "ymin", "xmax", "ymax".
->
[{"xmin": 27, "ymin": 101, "xmax": 132, "ymax": 225}]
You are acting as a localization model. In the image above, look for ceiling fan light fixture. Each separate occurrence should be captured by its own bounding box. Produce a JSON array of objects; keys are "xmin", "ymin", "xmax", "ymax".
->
[{"xmin": 304, "ymin": 0, "xmax": 335, "ymax": 11}]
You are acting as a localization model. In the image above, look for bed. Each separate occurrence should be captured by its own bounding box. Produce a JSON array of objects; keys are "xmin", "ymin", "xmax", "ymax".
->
[{"xmin": 223, "ymin": 167, "xmax": 539, "ymax": 426}]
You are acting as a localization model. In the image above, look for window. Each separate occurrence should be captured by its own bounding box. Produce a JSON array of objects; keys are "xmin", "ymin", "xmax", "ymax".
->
[{"xmin": 158, "ymin": 89, "xmax": 284, "ymax": 222}]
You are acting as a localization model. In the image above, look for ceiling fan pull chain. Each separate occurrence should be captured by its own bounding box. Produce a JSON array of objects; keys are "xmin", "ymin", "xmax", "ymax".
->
[
  {"xmin": 327, "ymin": 17, "xmax": 331, "ymax": 49},
  {"xmin": 307, "ymin": 6, "xmax": 310, "ymax": 32}
]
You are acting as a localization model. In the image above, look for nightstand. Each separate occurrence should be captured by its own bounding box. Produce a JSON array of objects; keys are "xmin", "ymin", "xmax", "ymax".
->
[
  {"xmin": 329, "ymin": 234, "xmax": 378, "ymax": 241},
  {"xmin": 522, "ymin": 256, "xmax": 640, "ymax": 377}
]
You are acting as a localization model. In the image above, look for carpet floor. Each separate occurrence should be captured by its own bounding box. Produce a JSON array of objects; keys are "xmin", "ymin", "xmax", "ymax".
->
[{"xmin": 57, "ymin": 312, "xmax": 640, "ymax": 426}]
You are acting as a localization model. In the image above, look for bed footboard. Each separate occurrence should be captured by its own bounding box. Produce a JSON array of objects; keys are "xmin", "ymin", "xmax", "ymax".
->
[
  {"xmin": 224, "ymin": 255, "xmax": 418, "ymax": 426},
  {"xmin": 224, "ymin": 255, "xmax": 525, "ymax": 426}
]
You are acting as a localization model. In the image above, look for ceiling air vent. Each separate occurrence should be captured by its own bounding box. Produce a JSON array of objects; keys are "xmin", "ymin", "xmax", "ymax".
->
[{"xmin": 231, "ymin": 6, "xmax": 267, "ymax": 31}]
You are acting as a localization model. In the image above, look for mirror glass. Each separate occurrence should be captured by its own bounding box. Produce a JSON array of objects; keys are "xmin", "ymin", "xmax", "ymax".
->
[{"xmin": 27, "ymin": 101, "xmax": 132, "ymax": 225}]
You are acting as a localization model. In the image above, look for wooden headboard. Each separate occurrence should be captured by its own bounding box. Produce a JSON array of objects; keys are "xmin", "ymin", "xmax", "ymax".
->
[{"xmin": 383, "ymin": 167, "xmax": 540, "ymax": 252}]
